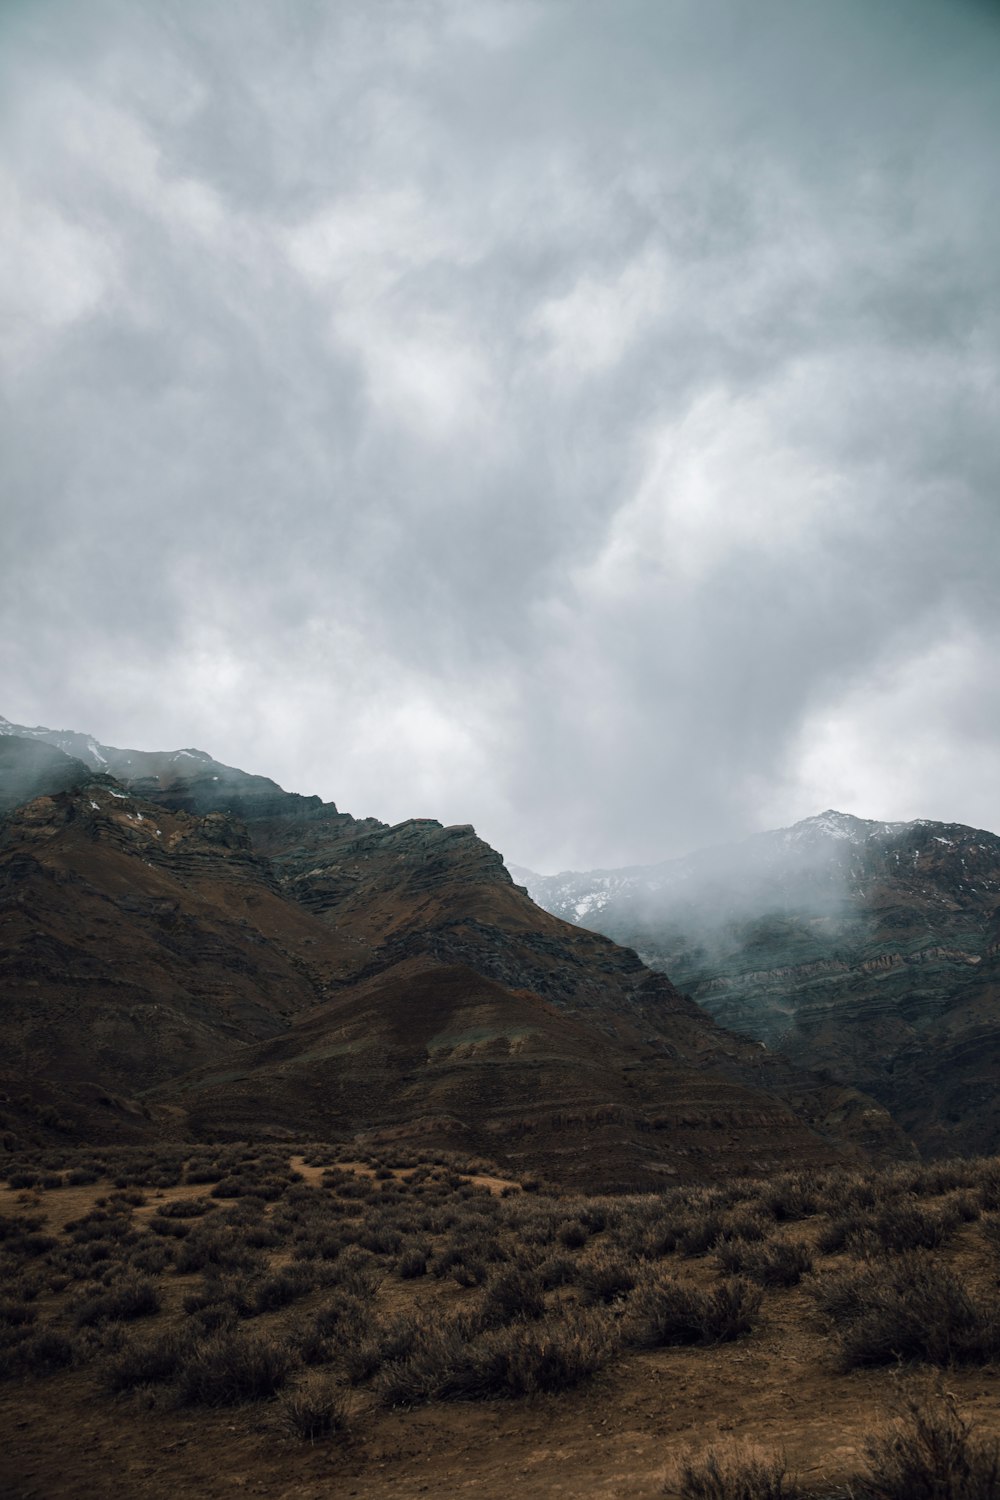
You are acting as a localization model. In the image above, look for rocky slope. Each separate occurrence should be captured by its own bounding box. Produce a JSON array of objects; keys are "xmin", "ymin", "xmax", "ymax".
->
[
  {"xmin": 0, "ymin": 726, "xmax": 907, "ymax": 1183},
  {"xmin": 514, "ymin": 810, "xmax": 1000, "ymax": 1156}
]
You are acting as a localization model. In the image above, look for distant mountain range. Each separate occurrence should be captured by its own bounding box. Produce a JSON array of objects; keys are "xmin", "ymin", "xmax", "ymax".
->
[
  {"xmin": 0, "ymin": 718, "xmax": 906, "ymax": 1187},
  {"xmin": 512, "ymin": 810, "xmax": 1000, "ymax": 1156}
]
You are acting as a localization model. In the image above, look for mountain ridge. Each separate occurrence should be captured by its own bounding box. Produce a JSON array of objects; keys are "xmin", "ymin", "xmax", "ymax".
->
[{"xmin": 0, "ymin": 722, "xmax": 909, "ymax": 1186}]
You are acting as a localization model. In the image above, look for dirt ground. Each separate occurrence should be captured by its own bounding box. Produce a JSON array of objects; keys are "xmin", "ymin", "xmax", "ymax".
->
[{"xmin": 2, "ymin": 1160, "xmax": 999, "ymax": 1499}]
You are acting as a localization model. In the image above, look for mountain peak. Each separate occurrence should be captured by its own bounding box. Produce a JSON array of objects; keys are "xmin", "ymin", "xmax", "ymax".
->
[{"xmin": 791, "ymin": 809, "xmax": 871, "ymax": 841}]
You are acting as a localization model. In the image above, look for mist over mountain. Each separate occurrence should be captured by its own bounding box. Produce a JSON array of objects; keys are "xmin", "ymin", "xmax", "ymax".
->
[{"xmin": 516, "ymin": 810, "xmax": 1000, "ymax": 1155}]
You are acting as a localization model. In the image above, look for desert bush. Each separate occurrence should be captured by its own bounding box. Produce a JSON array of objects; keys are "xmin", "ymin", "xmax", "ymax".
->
[
  {"xmin": 374, "ymin": 1308, "xmax": 615, "ymax": 1406},
  {"xmin": 944, "ymin": 1191, "xmax": 981, "ymax": 1224},
  {"xmin": 625, "ymin": 1276, "xmax": 761, "ymax": 1349},
  {"xmin": 397, "ymin": 1244, "xmax": 428, "ymax": 1279},
  {"xmin": 715, "ymin": 1238, "xmax": 812, "ymax": 1288},
  {"xmin": 762, "ymin": 1175, "xmax": 819, "ymax": 1223},
  {"xmin": 253, "ymin": 1268, "xmax": 316, "ymax": 1314},
  {"xmin": 577, "ymin": 1250, "xmax": 638, "ymax": 1305},
  {"xmin": 127, "ymin": 1241, "xmax": 174, "ymax": 1275},
  {"xmin": 155, "ymin": 1197, "xmax": 213, "ymax": 1218},
  {"xmin": 813, "ymin": 1254, "xmax": 1000, "ymax": 1371},
  {"xmin": 148, "ymin": 1214, "xmax": 191, "ymax": 1238},
  {"xmin": 296, "ymin": 1291, "xmax": 370, "ymax": 1365},
  {"xmin": 981, "ymin": 1215, "xmax": 1000, "ymax": 1254},
  {"xmin": 816, "ymin": 1213, "xmax": 868, "ymax": 1256},
  {"xmin": 0, "ymin": 1212, "xmax": 44, "ymax": 1242},
  {"xmin": 343, "ymin": 1311, "xmax": 431, "ymax": 1385},
  {"xmin": 277, "ymin": 1377, "xmax": 351, "ymax": 1441},
  {"xmin": 333, "ymin": 1177, "xmax": 376, "ymax": 1201},
  {"xmin": 976, "ymin": 1163, "xmax": 1000, "ymax": 1212},
  {"xmin": 210, "ymin": 1175, "xmax": 288, "ymax": 1202},
  {"xmin": 7, "ymin": 1171, "xmax": 40, "ymax": 1189},
  {"xmin": 0, "ymin": 1299, "xmax": 37, "ymax": 1327},
  {"xmin": 173, "ymin": 1227, "xmax": 264, "ymax": 1275},
  {"xmin": 246, "ymin": 1223, "xmax": 282, "ymax": 1249},
  {"xmin": 183, "ymin": 1275, "xmax": 256, "ymax": 1322},
  {"xmin": 460, "ymin": 1310, "xmax": 616, "ymax": 1398},
  {"xmin": 557, "ymin": 1219, "xmax": 590, "ymax": 1249},
  {"xmin": 108, "ymin": 1188, "xmax": 145, "ymax": 1207},
  {"xmin": 104, "ymin": 1326, "xmax": 198, "ymax": 1392},
  {"xmin": 176, "ymin": 1327, "xmax": 295, "ymax": 1406},
  {"xmin": 720, "ymin": 1210, "xmax": 769, "ymax": 1244},
  {"xmin": 538, "ymin": 1252, "xmax": 578, "ymax": 1289},
  {"xmin": 66, "ymin": 1167, "xmax": 101, "ymax": 1186},
  {"xmin": 677, "ymin": 1216, "xmax": 728, "ymax": 1257},
  {"xmin": 325, "ymin": 1249, "xmax": 382, "ymax": 1300},
  {"xmin": 186, "ymin": 1164, "xmax": 225, "ymax": 1185},
  {"xmin": 866, "ymin": 1203, "xmax": 961, "ymax": 1254},
  {"xmin": 73, "ymin": 1274, "xmax": 160, "ymax": 1327},
  {"xmin": 293, "ymin": 1231, "xmax": 344, "ymax": 1262},
  {"xmin": 669, "ymin": 1442, "xmax": 801, "ymax": 1499},
  {"xmin": 478, "ymin": 1265, "xmax": 547, "ymax": 1327},
  {"xmin": 17, "ymin": 1329, "xmax": 79, "ymax": 1374},
  {"xmin": 854, "ymin": 1394, "xmax": 1000, "ymax": 1498}
]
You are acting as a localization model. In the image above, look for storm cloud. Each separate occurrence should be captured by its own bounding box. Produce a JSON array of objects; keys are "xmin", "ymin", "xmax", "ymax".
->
[{"xmin": 3, "ymin": 0, "xmax": 999, "ymax": 870}]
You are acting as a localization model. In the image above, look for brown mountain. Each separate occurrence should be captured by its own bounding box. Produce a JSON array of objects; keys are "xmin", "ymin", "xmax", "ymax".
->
[
  {"xmin": 0, "ymin": 729, "xmax": 907, "ymax": 1186},
  {"xmin": 516, "ymin": 810, "xmax": 1000, "ymax": 1158}
]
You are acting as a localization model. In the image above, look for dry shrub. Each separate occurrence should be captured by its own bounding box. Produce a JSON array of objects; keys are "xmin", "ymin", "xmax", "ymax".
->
[
  {"xmin": 667, "ymin": 1442, "xmax": 800, "ymax": 1499},
  {"xmin": 104, "ymin": 1326, "xmax": 197, "ymax": 1392},
  {"xmin": 17, "ymin": 1329, "xmax": 80, "ymax": 1375},
  {"xmin": 465, "ymin": 1310, "xmax": 616, "ymax": 1397},
  {"xmin": 577, "ymin": 1250, "xmax": 638, "ymax": 1305},
  {"xmin": 397, "ymin": 1245, "xmax": 428, "ymax": 1279},
  {"xmin": 252, "ymin": 1267, "xmax": 316, "ymax": 1314},
  {"xmin": 857, "ymin": 1203, "xmax": 961, "ymax": 1254},
  {"xmin": 277, "ymin": 1377, "xmax": 352, "ymax": 1442},
  {"xmin": 855, "ymin": 1394, "xmax": 1000, "ymax": 1499},
  {"xmin": 813, "ymin": 1253, "xmax": 1000, "ymax": 1371},
  {"xmin": 372, "ymin": 1308, "xmax": 616, "ymax": 1407},
  {"xmin": 715, "ymin": 1238, "xmax": 812, "ymax": 1287},
  {"xmin": 343, "ymin": 1311, "xmax": 432, "ymax": 1385},
  {"xmin": 676, "ymin": 1215, "xmax": 728, "ymax": 1257},
  {"xmin": 0, "ymin": 1299, "xmax": 37, "ymax": 1328},
  {"xmin": 478, "ymin": 1264, "xmax": 547, "ymax": 1326},
  {"xmin": 156, "ymin": 1197, "xmax": 213, "ymax": 1218},
  {"xmin": 177, "ymin": 1327, "xmax": 295, "ymax": 1406},
  {"xmin": 538, "ymin": 1252, "xmax": 578, "ymax": 1289},
  {"xmin": 625, "ymin": 1276, "xmax": 761, "ymax": 1349},
  {"xmin": 73, "ymin": 1274, "xmax": 160, "ymax": 1327},
  {"xmin": 762, "ymin": 1174, "xmax": 818, "ymax": 1223}
]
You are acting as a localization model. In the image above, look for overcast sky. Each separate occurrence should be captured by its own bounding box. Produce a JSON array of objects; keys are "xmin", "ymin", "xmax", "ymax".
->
[{"xmin": 3, "ymin": 0, "xmax": 999, "ymax": 872}]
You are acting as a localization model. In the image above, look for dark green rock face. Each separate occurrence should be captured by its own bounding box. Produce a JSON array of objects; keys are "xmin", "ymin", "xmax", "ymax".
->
[{"xmin": 516, "ymin": 812, "xmax": 1000, "ymax": 1158}]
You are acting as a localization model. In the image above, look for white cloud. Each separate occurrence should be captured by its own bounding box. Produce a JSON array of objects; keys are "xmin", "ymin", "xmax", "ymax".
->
[
  {"xmin": 0, "ymin": 172, "xmax": 117, "ymax": 369},
  {"xmin": 781, "ymin": 627, "xmax": 1000, "ymax": 835},
  {"xmin": 530, "ymin": 247, "xmax": 669, "ymax": 377}
]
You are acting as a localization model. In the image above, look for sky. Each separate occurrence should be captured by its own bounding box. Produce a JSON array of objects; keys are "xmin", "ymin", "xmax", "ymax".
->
[{"xmin": 3, "ymin": 0, "xmax": 999, "ymax": 873}]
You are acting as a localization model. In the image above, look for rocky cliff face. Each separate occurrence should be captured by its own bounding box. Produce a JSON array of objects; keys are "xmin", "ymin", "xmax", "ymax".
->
[
  {"xmin": 0, "ymin": 729, "xmax": 909, "ymax": 1182},
  {"xmin": 516, "ymin": 811, "xmax": 1000, "ymax": 1157}
]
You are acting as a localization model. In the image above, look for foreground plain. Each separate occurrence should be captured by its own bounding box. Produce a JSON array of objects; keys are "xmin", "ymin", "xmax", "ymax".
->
[{"xmin": 2, "ymin": 1144, "xmax": 1000, "ymax": 1498}]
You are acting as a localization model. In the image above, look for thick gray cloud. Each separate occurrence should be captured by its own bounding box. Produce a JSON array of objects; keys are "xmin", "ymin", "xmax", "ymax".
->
[{"xmin": 3, "ymin": 0, "xmax": 999, "ymax": 870}]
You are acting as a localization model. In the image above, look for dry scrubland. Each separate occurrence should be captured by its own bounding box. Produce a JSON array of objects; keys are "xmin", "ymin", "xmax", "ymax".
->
[{"xmin": 2, "ymin": 1146, "xmax": 1000, "ymax": 1497}]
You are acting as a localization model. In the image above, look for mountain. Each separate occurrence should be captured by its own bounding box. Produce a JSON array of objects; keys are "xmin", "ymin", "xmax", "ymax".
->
[
  {"xmin": 0, "ymin": 724, "xmax": 908, "ymax": 1185},
  {"xmin": 514, "ymin": 810, "xmax": 1000, "ymax": 1157}
]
